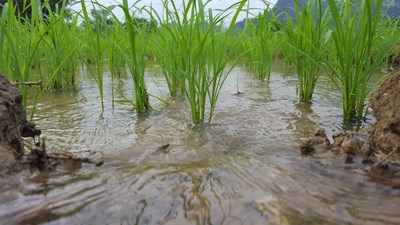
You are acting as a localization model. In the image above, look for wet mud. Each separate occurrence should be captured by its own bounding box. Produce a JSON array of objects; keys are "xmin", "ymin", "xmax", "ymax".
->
[
  {"xmin": 0, "ymin": 75, "xmax": 41, "ymax": 189},
  {"xmin": 301, "ymin": 72, "xmax": 400, "ymax": 188},
  {"xmin": 369, "ymin": 72, "xmax": 400, "ymax": 157},
  {"xmin": 0, "ymin": 75, "xmax": 101, "ymax": 192}
]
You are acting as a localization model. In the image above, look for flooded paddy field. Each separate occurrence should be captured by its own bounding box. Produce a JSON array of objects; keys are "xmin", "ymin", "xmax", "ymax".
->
[{"xmin": 1, "ymin": 65, "xmax": 399, "ymax": 225}]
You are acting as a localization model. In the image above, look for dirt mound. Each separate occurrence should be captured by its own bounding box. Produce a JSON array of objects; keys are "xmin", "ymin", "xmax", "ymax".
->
[
  {"xmin": 369, "ymin": 72, "xmax": 400, "ymax": 156},
  {"xmin": 300, "ymin": 128, "xmax": 372, "ymax": 163},
  {"xmin": 301, "ymin": 71, "xmax": 400, "ymax": 160},
  {"xmin": 300, "ymin": 71, "xmax": 400, "ymax": 187},
  {"xmin": 0, "ymin": 75, "xmax": 41, "ymax": 174}
]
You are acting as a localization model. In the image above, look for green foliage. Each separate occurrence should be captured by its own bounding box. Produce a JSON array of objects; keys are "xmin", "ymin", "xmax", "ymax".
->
[
  {"xmin": 150, "ymin": 0, "xmax": 246, "ymax": 123},
  {"xmin": 282, "ymin": 0, "xmax": 330, "ymax": 103},
  {"xmin": 326, "ymin": 0, "xmax": 399, "ymax": 121},
  {"xmin": 0, "ymin": 0, "xmax": 45, "ymax": 108},
  {"xmin": 0, "ymin": 0, "xmax": 72, "ymax": 19},
  {"xmin": 40, "ymin": 0, "xmax": 79, "ymax": 89},
  {"xmin": 78, "ymin": 0, "xmax": 106, "ymax": 110},
  {"xmin": 0, "ymin": 0, "xmax": 398, "ymax": 126},
  {"xmin": 240, "ymin": 6, "xmax": 277, "ymax": 81},
  {"xmin": 118, "ymin": 0, "xmax": 151, "ymax": 112}
]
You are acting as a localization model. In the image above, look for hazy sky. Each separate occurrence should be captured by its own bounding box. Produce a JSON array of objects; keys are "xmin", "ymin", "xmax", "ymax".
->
[{"xmin": 70, "ymin": 0, "xmax": 278, "ymax": 22}]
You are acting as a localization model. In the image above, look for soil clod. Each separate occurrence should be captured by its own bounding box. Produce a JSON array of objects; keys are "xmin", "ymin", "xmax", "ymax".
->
[
  {"xmin": 300, "ymin": 72, "xmax": 400, "ymax": 185},
  {"xmin": 153, "ymin": 143, "xmax": 170, "ymax": 155},
  {"xmin": 369, "ymin": 72, "xmax": 400, "ymax": 157}
]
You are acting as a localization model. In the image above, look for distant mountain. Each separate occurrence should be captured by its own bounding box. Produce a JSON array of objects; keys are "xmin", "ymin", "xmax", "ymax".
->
[
  {"xmin": 233, "ymin": 18, "xmax": 247, "ymax": 31},
  {"xmin": 272, "ymin": 0, "xmax": 322, "ymax": 21}
]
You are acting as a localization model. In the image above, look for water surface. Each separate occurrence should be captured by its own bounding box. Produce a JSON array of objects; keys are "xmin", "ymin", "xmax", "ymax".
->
[{"xmin": 1, "ymin": 65, "xmax": 398, "ymax": 225}]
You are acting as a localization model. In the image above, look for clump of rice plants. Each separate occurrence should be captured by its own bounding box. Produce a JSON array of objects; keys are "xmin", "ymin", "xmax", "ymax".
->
[
  {"xmin": 0, "ymin": 0, "xmax": 82, "ymax": 121},
  {"xmin": 103, "ymin": 16, "xmax": 126, "ymax": 108},
  {"xmin": 240, "ymin": 5, "xmax": 277, "ymax": 81},
  {"xmin": 78, "ymin": 0, "xmax": 107, "ymax": 110},
  {"xmin": 105, "ymin": 18, "xmax": 126, "ymax": 78},
  {"xmin": 151, "ymin": 0, "xmax": 246, "ymax": 123},
  {"xmin": 148, "ymin": 16, "xmax": 180, "ymax": 96},
  {"xmin": 148, "ymin": 0, "xmax": 191, "ymax": 97},
  {"xmin": 282, "ymin": 0, "xmax": 330, "ymax": 103},
  {"xmin": 326, "ymin": 0, "xmax": 399, "ymax": 122},
  {"xmin": 40, "ymin": 0, "xmax": 80, "ymax": 89},
  {"xmin": 118, "ymin": 0, "xmax": 151, "ymax": 111},
  {"xmin": 0, "ymin": 0, "xmax": 47, "ymax": 108}
]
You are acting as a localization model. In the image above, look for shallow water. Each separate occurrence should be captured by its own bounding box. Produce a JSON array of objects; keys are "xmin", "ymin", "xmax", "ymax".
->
[{"xmin": 1, "ymin": 65, "xmax": 399, "ymax": 225}]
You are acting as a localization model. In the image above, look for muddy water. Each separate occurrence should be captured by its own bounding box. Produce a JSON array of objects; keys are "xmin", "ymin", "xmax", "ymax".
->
[{"xmin": 1, "ymin": 65, "xmax": 399, "ymax": 225}]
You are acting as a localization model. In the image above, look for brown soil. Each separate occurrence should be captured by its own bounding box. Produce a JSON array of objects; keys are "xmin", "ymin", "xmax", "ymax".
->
[
  {"xmin": 369, "ymin": 72, "xmax": 400, "ymax": 157},
  {"xmin": 300, "ymin": 128, "xmax": 372, "ymax": 163},
  {"xmin": 0, "ymin": 75, "xmax": 41, "ymax": 174},
  {"xmin": 300, "ymin": 72, "xmax": 400, "ymax": 187},
  {"xmin": 0, "ymin": 75, "xmax": 103, "ymax": 191}
]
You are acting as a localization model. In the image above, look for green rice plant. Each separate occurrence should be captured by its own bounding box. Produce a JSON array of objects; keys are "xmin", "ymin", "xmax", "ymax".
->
[
  {"xmin": 0, "ymin": 0, "xmax": 80, "ymax": 117},
  {"xmin": 78, "ymin": 0, "xmax": 106, "ymax": 110},
  {"xmin": 276, "ymin": 31, "xmax": 295, "ymax": 65},
  {"xmin": 30, "ymin": 43, "xmax": 79, "ymax": 119},
  {"xmin": 148, "ymin": 1, "xmax": 189, "ymax": 97},
  {"xmin": 152, "ymin": 0, "xmax": 247, "ymax": 123},
  {"xmin": 104, "ymin": 17, "xmax": 126, "ymax": 108},
  {"xmin": 105, "ymin": 19, "xmax": 126, "ymax": 78},
  {"xmin": 240, "ymin": 6, "xmax": 276, "ymax": 81},
  {"xmin": 40, "ymin": 0, "xmax": 80, "ymax": 89},
  {"xmin": 117, "ymin": 0, "xmax": 151, "ymax": 111},
  {"xmin": 325, "ymin": 0, "xmax": 399, "ymax": 121},
  {"xmin": 148, "ymin": 22, "xmax": 179, "ymax": 96},
  {"xmin": 0, "ymin": 0, "xmax": 46, "ymax": 108},
  {"xmin": 282, "ymin": 0, "xmax": 330, "ymax": 103},
  {"xmin": 204, "ymin": 11, "xmax": 246, "ymax": 122}
]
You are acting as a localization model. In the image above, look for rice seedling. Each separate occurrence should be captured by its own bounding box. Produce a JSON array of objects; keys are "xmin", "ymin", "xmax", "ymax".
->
[
  {"xmin": 0, "ymin": 0, "xmax": 46, "ymax": 108},
  {"xmin": 105, "ymin": 20, "xmax": 126, "ymax": 78},
  {"xmin": 147, "ymin": 1, "xmax": 189, "ymax": 97},
  {"xmin": 282, "ymin": 0, "xmax": 330, "ymax": 103},
  {"xmin": 151, "ymin": 0, "xmax": 247, "ymax": 123},
  {"xmin": 148, "ymin": 25, "xmax": 179, "ymax": 96},
  {"xmin": 103, "ymin": 17, "xmax": 126, "ymax": 108},
  {"xmin": 117, "ymin": 0, "xmax": 151, "ymax": 111},
  {"xmin": 325, "ymin": 0, "xmax": 399, "ymax": 122},
  {"xmin": 240, "ymin": 5, "xmax": 276, "ymax": 81},
  {"xmin": 30, "ymin": 43, "xmax": 79, "ymax": 120},
  {"xmin": 40, "ymin": 0, "xmax": 80, "ymax": 89},
  {"xmin": 78, "ymin": 0, "xmax": 106, "ymax": 110}
]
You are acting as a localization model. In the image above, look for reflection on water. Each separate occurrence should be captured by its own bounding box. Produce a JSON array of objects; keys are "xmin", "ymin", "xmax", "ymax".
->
[{"xmin": 1, "ymin": 66, "xmax": 399, "ymax": 225}]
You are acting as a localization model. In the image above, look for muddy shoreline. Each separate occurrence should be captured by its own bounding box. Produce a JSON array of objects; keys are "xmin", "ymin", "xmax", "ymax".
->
[
  {"xmin": 0, "ymin": 75, "xmax": 42, "ymax": 191},
  {"xmin": 300, "ymin": 72, "xmax": 400, "ymax": 187},
  {"xmin": 0, "ymin": 75, "xmax": 102, "ymax": 192}
]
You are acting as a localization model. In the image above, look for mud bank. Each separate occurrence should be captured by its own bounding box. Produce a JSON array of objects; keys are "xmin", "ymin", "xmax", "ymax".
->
[
  {"xmin": 0, "ymin": 75, "xmax": 41, "ymax": 191},
  {"xmin": 0, "ymin": 75, "xmax": 103, "ymax": 192},
  {"xmin": 0, "ymin": 75, "xmax": 41, "ymax": 174},
  {"xmin": 301, "ymin": 72, "xmax": 400, "ymax": 187},
  {"xmin": 369, "ymin": 72, "xmax": 400, "ymax": 156}
]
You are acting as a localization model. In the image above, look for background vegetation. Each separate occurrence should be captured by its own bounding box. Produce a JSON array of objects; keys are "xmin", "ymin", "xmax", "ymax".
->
[{"xmin": 0, "ymin": 0, "xmax": 399, "ymax": 124}]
